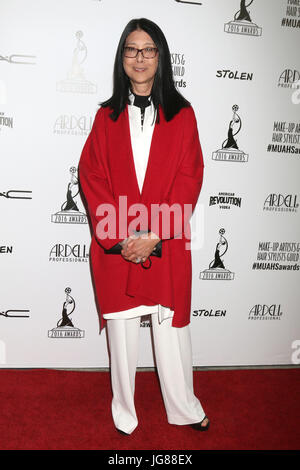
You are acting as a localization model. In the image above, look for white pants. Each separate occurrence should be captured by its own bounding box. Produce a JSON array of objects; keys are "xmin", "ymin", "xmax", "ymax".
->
[{"xmin": 106, "ymin": 313, "xmax": 206, "ymax": 434}]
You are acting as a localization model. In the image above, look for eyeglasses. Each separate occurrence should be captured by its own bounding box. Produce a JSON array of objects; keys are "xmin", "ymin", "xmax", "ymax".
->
[{"xmin": 123, "ymin": 46, "xmax": 158, "ymax": 59}]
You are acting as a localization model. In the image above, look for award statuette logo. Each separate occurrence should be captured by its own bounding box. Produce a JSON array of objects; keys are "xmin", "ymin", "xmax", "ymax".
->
[
  {"xmin": 48, "ymin": 288, "xmax": 85, "ymax": 338},
  {"xmin": 51, "ymin": 167, "xmax": 87, "ymax": 224},
  {"xmin": 224, "ymin": 0, "xmax": 262, "ymax": 36},
  {"xmin": 200, "ymin": 229, "xmax": 235, "ymax": 280},
  {"xmin": 56, "ymin": 31, "xmax": 97, "ymax": 94},
  {"xmin": 212, "ymin": 105, "xmax": 249, "ymax": 163}
]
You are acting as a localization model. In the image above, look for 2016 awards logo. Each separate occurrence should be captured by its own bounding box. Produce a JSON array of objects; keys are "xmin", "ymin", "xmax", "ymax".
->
[
  {"xmin": 278, "ymin": 69, "xmax": 300, "ymax": 89},
  {"xmin": 248, "ymin": 304, "xmax": 283, "ymax": 321},
  {"xmin": 51, "ymin": 167, "xmax": 87, "ymax": 224},
  {"xmin": 200, "ymin": 229, "xmax": 235, "ymax": 280},
  {"xmin": 212, "ymin": 105, "xmax": 249, "ymax": 163},
  {"xmin": 171, "ymin": 52, "xmax": 186, "ymax": 89},
  {"xmin": 0, "ymin": 308, "xmax": 29, "ymax": 319},
  {"xmin": 53, "ymin": 115, "xmax": 93, "ymax": 136},
  {"xmin": 48, "ymin": 288, "xmax": 85, "ymax": 338},
  {"xmin": 0, "ymin": 111, "xmax": 13, "ymax": 133},
  {"xmin": 56, "ymin": 31, "xmax": 97, "ymax": 94},
  {"xmin": 224, "ymin": 0, "xmax": 262, "ymax": 36},
  {"xmin": 49, "ymin": 244, "xmax": 89, "ymax": 263},
  {"xmin": 263, "ymin": 194, "xmax": 298, "ymax": 213},
  {"xmin": 209, "ymin": 192, "xmax": 242, "ymax": 210},
  {"xmin": 0, "ymin": 189, "xmax": 32, "ymax": 200}
]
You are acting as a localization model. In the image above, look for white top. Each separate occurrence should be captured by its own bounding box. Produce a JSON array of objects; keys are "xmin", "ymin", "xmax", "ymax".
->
[{"xmin": 103, "ymin": 93, "xmax": 174, "ymax": 324}]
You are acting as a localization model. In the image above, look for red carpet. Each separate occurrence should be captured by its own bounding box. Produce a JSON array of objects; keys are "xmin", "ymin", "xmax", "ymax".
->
[{"xmin": 0, "ymin": 368, "xmax": 299, "ymax": 450}]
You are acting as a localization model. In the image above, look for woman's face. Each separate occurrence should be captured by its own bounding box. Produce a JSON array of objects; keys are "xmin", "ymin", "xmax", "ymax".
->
[{"xmin": 123, "ymin": 29, "xmax": 159, "ymax": 94}]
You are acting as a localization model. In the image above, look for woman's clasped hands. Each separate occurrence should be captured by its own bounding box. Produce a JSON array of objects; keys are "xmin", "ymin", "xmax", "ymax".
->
[{"xmin": 121, "ymin": 231, "xmax": 160, "ymax": 264}]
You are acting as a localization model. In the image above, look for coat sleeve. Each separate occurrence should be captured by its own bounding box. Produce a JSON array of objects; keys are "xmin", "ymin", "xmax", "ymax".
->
[
  {"xmin": 78, "ymin": 108, "xmax": 127, "ymax": 250},
  {"xmin": 150, "ymin": 106, "xmax": 204, "ymax": 241}
]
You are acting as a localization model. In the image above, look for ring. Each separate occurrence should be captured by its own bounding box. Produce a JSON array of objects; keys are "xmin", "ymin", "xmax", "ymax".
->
[{"xmin": 136, "ymin": 257, "xmax": 141, "ymax": 263}]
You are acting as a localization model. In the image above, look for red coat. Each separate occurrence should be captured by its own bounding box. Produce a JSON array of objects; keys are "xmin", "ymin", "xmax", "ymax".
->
[{"xmin": 78, "ymin": 103, "xmax": 204, "ymax": 332}]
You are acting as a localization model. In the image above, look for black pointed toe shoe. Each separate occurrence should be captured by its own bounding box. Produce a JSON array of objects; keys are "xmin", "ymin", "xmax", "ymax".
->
[{"xmin": 190, "ymin": 415, "xmax": 210, "ymax": 431}]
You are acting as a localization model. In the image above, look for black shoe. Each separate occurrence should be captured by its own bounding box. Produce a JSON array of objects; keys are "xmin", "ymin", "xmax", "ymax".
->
[
  {"xmin": 190, "ymin": 415, "xmax": 210, "ymax": 431},
  {"xmin": 116, "ymin": 428, "xmax": 130, "ymax": 436}
]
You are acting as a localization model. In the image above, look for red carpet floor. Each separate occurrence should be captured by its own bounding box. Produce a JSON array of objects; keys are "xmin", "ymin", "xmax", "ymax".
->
[{"xmin": 0, "ymin": 368, "xmax": 299, "ymax": 450}]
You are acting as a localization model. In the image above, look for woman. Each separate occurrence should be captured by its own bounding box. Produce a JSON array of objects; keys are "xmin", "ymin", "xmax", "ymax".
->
[{"xmin": 78, "ymin": 18, "xmax": 209, "ymax": 435}]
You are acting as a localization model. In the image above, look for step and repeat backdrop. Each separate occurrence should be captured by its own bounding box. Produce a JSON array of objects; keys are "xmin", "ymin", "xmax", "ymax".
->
[{"xmin": 1, "ymin": 0, "xmax": 299, "ymax": 367}]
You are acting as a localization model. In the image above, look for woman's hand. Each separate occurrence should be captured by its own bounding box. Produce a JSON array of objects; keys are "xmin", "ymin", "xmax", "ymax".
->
[{"xmin": 121, "ymin": 232, "xmax": 160, "ymax": 264}]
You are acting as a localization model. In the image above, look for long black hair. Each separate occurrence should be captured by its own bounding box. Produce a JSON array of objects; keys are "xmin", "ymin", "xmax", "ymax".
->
[{"xmin": 100, "ymin": 18, "xmax": 190, "ymax": 122}]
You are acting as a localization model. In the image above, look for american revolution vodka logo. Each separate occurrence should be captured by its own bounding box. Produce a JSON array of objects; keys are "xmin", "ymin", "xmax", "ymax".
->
[
  {"xmin": 56, "ymin": 31, "xmax": 97, "ymax": 94},
  {"xmin": 48, "ymin": 288, "xmax": 85, "ymax": 338},
  {"xmin": 209, "ymin": 192, "xmax": 242, "ymax": 210},
  {"xmin": 212, "ymin": 105, "xmax": 249, "ymax": 162},
  {"xmin": 200, "ymin": 229, "xmax": 235, "ymax": 280},
  {"xmin": 51, "ymin": 167, "xmax": 87, "ymax": 224},
  {"xmin": 224, "ymin": 0, "xmax": 262, "ymax": 36}
]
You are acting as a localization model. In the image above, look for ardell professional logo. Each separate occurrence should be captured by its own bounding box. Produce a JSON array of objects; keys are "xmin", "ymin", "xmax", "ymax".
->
[
  {"xmin": 51, "ymin": 167, "xmax": 87, "ymax": 224},
  {"xmin": 171, "ymin": 53, "xmax": 186, "ymax": 89},
  {"xmin": 278, "ymin": 69, "xmax": 300, "ymax": 89},
  {"xmin": 212, "ymin": 105, "xmax": 249, "ymax": 162},
  {"xmin": 252, "ymin": 241, "xmax": 300, "ymax": 271},
  {"xmin": 49, "ymin": 243, "xmax": 89, "ymax": 262},
  {"xmin": 200, "ymin": 229, "xmax": 235, "ymax": 280},
  {"xmin": 263, "ymin": 194, "xmax": 298, "ymax": 213},
  {"xmin": 0, "ymin": 111, "xmax": 13, "ymax": 132},
  {"xmin": 224, "ymin": 0, "xmax": 262, "ymax": 36},
  {"xmin": 193, "ymin": 308, "xmax": 227, "ymax": 318},
  {"xmin": 248, "ymin": 304, "xmax": 283, "ymax": 320},
  {"xmin": 0, "ymin": 53, "xmax": 36, "ymax": 65},
  {"xmin": 48, "ymin": 288, "xmax": 85, "ymax": 338},
  {"xmin": 56, "ymin": 31, "xmax": 97, "ymax": 94},
  {"xmin": 267, "ymin": 121, "xmax": 300, "ymax": 155},
  {"xmin": 209, "ymin": 192, "xmax": 242, "ymax": 210},
  {"xmin": 0, "ymin": 308, "xmax": 29, "ymax": 319},
  {"xmin": 53, "ymin": 115, "xmax": 93, "ymax": 136},
  {"xmin": 0, "ymin": 189, "xmax": 32, "ymax": 200},
  {"xmin": 140, "ymin": 319, "xmax": 150, "ymax": 328},
  {"xmin": 216, "ymin": 69, "xmax": 253, "ymax": 81},
  {"xmin": 281, "ymin": 0, "xmax": 300, "ymax": 28}
]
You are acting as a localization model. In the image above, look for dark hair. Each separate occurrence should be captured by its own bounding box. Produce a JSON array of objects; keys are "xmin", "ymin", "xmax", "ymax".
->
[{"xmin": 100, "ymin": 18, "xmax": 190, "ymax": 122}]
